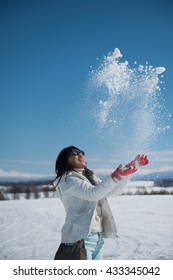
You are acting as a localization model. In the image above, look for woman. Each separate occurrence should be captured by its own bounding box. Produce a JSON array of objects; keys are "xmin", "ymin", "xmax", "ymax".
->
[{"xmin": 53, "ymin": 146, "xmax": 148, "ymax": 260}]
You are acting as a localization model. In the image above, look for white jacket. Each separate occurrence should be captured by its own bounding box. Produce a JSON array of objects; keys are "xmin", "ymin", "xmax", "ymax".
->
[{"xmin": 53, "ymin": 171, "xmax": 130, "ymax": 243}]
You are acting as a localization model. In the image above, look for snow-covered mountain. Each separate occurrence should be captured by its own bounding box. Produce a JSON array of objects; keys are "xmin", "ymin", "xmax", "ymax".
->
[
  {"xmin": 0, "ymin": 169, "xmax": 54, "ymax": 183},
  {"xmin": 0, "ymin": 168, "xmax": 173, "ymax": 183},
  {"xmin": 134, "ymin": 171, "xmax": 173, "ymax": 181}
]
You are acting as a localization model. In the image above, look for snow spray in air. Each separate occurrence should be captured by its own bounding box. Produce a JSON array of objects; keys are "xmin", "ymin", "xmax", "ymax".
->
[{"xmin": 88, "ymin": 48, "xmax": 170, "ymax": 161}]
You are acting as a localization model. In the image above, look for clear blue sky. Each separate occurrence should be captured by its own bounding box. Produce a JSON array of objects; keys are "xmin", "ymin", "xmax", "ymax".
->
[{"xmin": 0, "ymin": 0, "xmax": 173, "ymax": 178}]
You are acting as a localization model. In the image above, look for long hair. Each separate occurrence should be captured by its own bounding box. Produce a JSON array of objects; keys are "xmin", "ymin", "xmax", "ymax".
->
[{"xmin": 55, "ymin": 146, "xmax": 96, "ymax": 185}]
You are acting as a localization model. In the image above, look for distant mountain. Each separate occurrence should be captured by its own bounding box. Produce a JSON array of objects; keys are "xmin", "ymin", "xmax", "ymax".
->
[
  {"xmin": 134, "ymin": 171, "xmax": 173, "ymax": 181},
  {"xmin": 0, "ymin": 175, "xmax": 54, "ymax": 184},
  {"xmin": 0, "ymin": 169, "xmax": 55, "ymax": 184},
  {"xmin": 1, "ymin": 170, "xmax": 173, "ymax": 184}
]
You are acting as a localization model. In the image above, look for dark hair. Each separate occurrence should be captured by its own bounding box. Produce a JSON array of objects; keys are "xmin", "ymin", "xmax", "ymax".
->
[
  {"xmin": 55, "ymin": 146, "xmax": 80, "ymax": 177},
  {"xmin": 55, "ymin": 146, "xmax": 96, "ymax": 185}
]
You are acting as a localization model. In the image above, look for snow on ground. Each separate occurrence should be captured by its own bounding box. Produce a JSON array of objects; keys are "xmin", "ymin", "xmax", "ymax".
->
[
  {"xmin": 0, "ymin": 195, "xmax": 172, "ymax": 260},
  {"xmin": 123, "ymin": 181, "xmax": 173, "ymax": 195}
]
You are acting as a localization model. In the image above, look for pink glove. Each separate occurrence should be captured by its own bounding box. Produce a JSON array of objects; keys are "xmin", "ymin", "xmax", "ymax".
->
[
  {"xmin": 111, "ymin": 164, "xmax": 138, "ymax": 180},
  {"xmin": 111, "ymin": 154, "xmax": 149, "ymax": 181},
  {"xmin": 127, "ymin": 154, "xmax": 149, "ymax": 167}
]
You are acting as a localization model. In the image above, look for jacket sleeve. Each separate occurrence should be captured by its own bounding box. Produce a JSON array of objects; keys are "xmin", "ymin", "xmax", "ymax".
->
[
  {"xmin": 64, "ymin": 174, "xmax": 120, "ymax": 201},
  {"xmin": 107, "ymin": 175, "xmax": 132, "ymax": 196}
]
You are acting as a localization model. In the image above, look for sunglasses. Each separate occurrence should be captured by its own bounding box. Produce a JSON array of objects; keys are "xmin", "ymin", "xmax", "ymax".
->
[{"xmin": 71, "ymin": 150, "xmax": 85, "ymax": 156}]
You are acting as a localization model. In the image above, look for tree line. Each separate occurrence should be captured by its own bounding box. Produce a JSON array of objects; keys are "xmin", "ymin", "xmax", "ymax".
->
[
  {"xmin": 0, "ymin": 179, "xmax": 173, "ymax": 201},
  {"xmin": 0, "ymin": 180, "xmax": 57, "ymax": 200}
]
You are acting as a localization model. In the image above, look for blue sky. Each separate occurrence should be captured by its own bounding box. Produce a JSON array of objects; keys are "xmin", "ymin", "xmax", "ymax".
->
[{"xmin": 0, "ymin": 0, "xmax": 173, "ymax": 179}]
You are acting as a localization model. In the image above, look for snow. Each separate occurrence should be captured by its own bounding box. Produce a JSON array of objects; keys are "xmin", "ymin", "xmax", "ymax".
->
[
  {"xmin": 123, "ymin": 181, "xmax": 173, "ymax": 195},
  {"xmin": 88, "ymin": 48, "xmax": 169, "ymax": 165},
  {"xmin": 0, "ymin": 195, "xmax": 172, "ymax": 260},
  {"xmin": 155, "ymin": 67, "xmax": 166, "ymax": 74}
]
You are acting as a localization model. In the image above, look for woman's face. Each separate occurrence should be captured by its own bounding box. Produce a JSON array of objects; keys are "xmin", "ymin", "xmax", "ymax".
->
[{"xmin": 68, "ymin": 149, "xmax": 86, "ymax": 169}]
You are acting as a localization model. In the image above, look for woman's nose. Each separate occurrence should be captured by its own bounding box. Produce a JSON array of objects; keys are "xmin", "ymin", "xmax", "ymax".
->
[{"xmin": 78, "ymin": 153, "xmax": 84, "ymax": 157}]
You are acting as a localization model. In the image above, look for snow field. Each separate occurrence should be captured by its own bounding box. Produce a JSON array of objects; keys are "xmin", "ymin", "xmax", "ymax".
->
[{"xmin": 0, "ymin": 195, "xmax": 172, "ymax": 260}]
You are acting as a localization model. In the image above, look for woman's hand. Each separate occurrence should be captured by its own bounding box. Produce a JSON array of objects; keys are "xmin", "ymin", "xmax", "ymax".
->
[
  {"xmin": 127, "ymin": 154, "xmax": 149, "ymax": 168},
  {"xmin": 111, "ymin": 154, "xmax": 149, "ymax": 180},
  {"xmin": 111, "ymin": 164, "xmax": 138, "ymax": 180}
]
